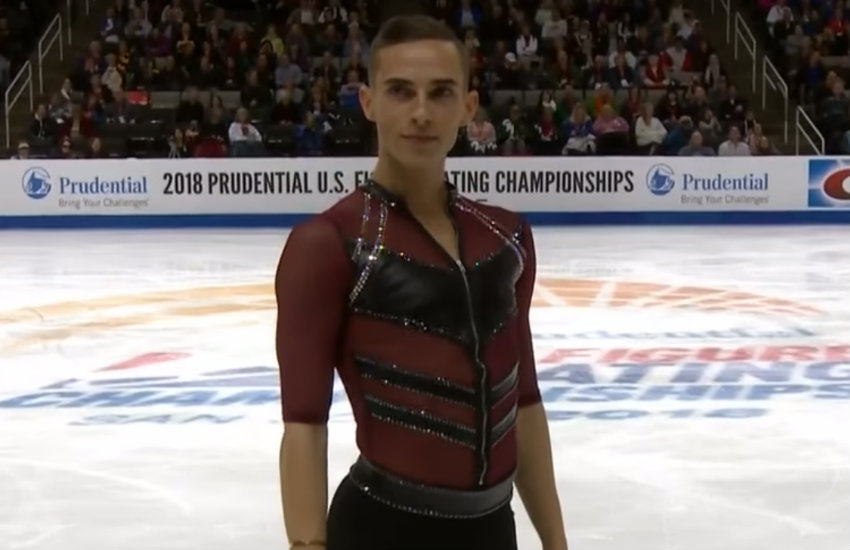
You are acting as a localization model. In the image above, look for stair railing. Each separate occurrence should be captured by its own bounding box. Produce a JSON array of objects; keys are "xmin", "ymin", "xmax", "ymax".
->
[
  {"xmin": 761, "ymin": 56, "xmax": 788, "ymax": 144},
  {"xmin": 37, "ymin": 14, "xmax": 64, "ymax": 94},
  {"xmin": 795, "ymin": 107, "xmax": 825, "ymax": 155},
  {"xmin": 4, "ymin": 61, "xmax": 34, "ymax": 148},
  {"xmin": 65, "ymin": 0, "xmax": 93, "ymax": 45},
  {"xmin": 733, "ymin": 13, "xmax": 757, "ymax": 93},
  {"xmin": 710, "ymin": 0, "xmax": 732, "ymax": 43}
]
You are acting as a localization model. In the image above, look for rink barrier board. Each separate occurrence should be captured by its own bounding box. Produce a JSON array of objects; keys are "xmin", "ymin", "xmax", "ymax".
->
[
  {"xmin": 0, "ymin": 210, "xmax": 847, "ymax": 229},
  {"xmin": 2, "ymin": 156, "xmax": 848, "ymax": 228}
]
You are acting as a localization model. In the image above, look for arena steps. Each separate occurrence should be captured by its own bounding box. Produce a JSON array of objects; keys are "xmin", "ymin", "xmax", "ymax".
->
[
  {"xmin": 6, "ymin": 0, "xmax": 109, "ymax": 149},
  {"xmin": 689, "ymin": 1, "xmax": 798, "ymax": 154}
]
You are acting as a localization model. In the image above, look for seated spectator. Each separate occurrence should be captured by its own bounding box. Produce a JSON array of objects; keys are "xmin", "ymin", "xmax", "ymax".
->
[
  {"xmin": 554, "ymin": 85, "xmax": 580, "ymax": 123},
  {"xmin": 175, "ymin": 87, "xmax": 206, "ymax": 125},
  {"xmin": 12, "ymin": 141, "xmax": 31, "ymax": 160},
  {"xmin": 663, "ymin": 116, "xmax": 695, "ymax": 153},
  {"xmin": 643, "ymin": 53, "xmax": 670, "ymax": 88},
  {"xmin": 49, "ymin": 93, "xmax": 71, "ymax": 122},
  {"xmin": 497, "ymin": 52, "xmax": 525, "ymax": 89},
  {"xmin": 57, "ymin": 136, "xmax": 77, "ymax": 159},
  {"xmin": 678, "ymin": 130, "xmax": 715, "ymax": 156},
  {"xmin": 499, "ymin": 103, "xmax": 530, "ymax": 155},
  {"xmin": 593, "ymin": 105, "xmax": 629, "ymax": 136},
  {"xmin": 338, "ymin": 69, "xmax": 364, "ymax": 111},
  {"xmin": 541, "ymin": 8, "xmax": 568, "ymax": 43},
  {"xmin": 532, "ymin": 106, "xmax": 560, "ymax": 155},
  {"xmin": 592, "ymin": 104, "xmax": 630, "ymax": 154},
  {"xmin": 101, "ymin": 6, "xmax": 123, "ymax": 44},
  {"xmin": 664, "ymin": 37, "xmax": 693, "ymax": 73},
  {"xmin": 621, "ymin": 86, "xmax": 644, "ymax": 121},
  {"xmin": 516, "ymin": 23, "xmax": 539, "ymax": 64},
  {"xmin": 295, "ymin": 112, "xmax": 326, "ymax": 156},
  {"xmin": 228, "ymin": 107, "xmax": 265, "ymax": 156},
  {"xmin": 718, "ymin": 83, "xmax": 747, "ymax": 125},
  {"xmin": 313, "ymin": 51, "xmax": 340, "ymax": 88},
  {"xmin": 701, "ymin": 54, "xmax": 726, "ymax": 91},
  {"xmin": 467, "ymin": 107, "xmax": 498, "ymax": 154},
  {"xmin": 753, "ymin": 135, "xmax": 777, "ymax": 155},
  {"xmin": 89, "ymin": 137, "xmax": 106, "ymax": 158},
  {"xmin": 241, "ymin": 69, "xmax": 272, "ymax": 108},
  {"xmin": 697, "ymin": 108, "xmax": 723, "ymax": 146},
  {"xmin": 30, "ymin": 104, "xmax": 57, "ymax": 142},
  {"xmin": 61, "ymin": 103, "xmax": 96, "ymax": 141},
  {"xmin": 635, "ymin": 103, "xmax": 668, "ymax": 154},
  {"xmin": 105, "ymin": 88, "xmax": 138, "ymax": 124},
  {"xmin": 608, "ymin": 54, "xmax": 635, "ymax": 89},
  {"xmin": 271, "ymin": 88, "xmax": 303, "ymax": 125},
  {"xmin": 562, "ymin": 104, "xmax": 595, "ymax": 155},
  {"xmin": 718, "ymin": 126, "xmax": 751, "ymax": 156},
  {"xmin": 203, "ymin": 105, "xmax": 229, "ymax": 141},
  {"xmin": 819, "ymin": 79, "xmax": 849, "ymax": 140},
  {"xmin": 168, "ymin": 128, "xmax": 190, "ymax": 158},
  {"xmin": 275, "ymin": 53, "xmax": 304, "ymax": 89},
  {"xmin": 261, "ymin": 24, "xmax": 285, "ymax": 58}
]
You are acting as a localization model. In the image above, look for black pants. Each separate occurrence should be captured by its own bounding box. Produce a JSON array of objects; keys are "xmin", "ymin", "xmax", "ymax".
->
[{"xmin": 326, "ymin": 475, "xmax": 518, "ymax": 550}]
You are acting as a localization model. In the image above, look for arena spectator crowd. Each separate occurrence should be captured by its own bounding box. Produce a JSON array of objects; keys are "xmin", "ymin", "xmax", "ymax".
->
[
  {"xmin": 12, "ymin": 0, "xmax": 783, "ymax": 159},
  {"xmin": 746, "ymin": 0, "xmax": 850, "ymax": 154}
]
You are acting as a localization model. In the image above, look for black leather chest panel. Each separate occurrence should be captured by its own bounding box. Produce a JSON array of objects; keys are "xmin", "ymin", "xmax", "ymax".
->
[{"xmin": 347, "ymin": 242, "xmax": 522, "ymax": 348}]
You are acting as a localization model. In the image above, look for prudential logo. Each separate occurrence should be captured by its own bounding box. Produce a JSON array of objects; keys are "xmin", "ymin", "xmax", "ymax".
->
[
  {"xmin": 646, "ymin": 164, "xmax": 676, "ymax": 196},
  {"xmin": 22, "ymin": 167, "xmax": 52, "ymax": 199}
]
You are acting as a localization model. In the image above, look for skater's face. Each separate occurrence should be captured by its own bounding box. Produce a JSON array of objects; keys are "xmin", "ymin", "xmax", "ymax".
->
[{"xmin": 360, "ymin": 39, "xmax": 477, "ymax": 166}]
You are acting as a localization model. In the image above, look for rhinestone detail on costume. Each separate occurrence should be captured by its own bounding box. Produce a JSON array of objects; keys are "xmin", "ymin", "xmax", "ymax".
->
[
  {"xmin": 349, "ymin": 201, "xmax": 388, "ymax": 305},
  {"xmin": 364, "ymin": 395, "xmax": 477, "ymax": 449}
]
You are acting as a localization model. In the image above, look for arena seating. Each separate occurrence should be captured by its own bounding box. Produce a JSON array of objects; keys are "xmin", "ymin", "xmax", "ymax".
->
[
  {"xmin": 12, "ymin": 0, "xmax": 780, "ymax": 159},
  {"xmin": 743, "ymin": 0, "xmax": 850, "ymax": 154},
  {"xmin": 0, "ymin": 0, "xmax": 63, "ymax": 91}
]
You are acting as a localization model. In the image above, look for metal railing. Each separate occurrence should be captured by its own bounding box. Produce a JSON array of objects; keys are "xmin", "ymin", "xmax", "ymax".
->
[
  {"xmin": 761, "ymin": 56, "xmax": 789, "ymax": 144},
  {"xmin": 37, "ymin": 14, "xmax": 64, "ymax": 94},
  {"xmin": 710, "ymin": 0, "xmax": 732, "ymax": 43},
  {"xmin": 795, "ymin": 107, "xmax": 825, "ymax": 155},
  {"xmin": 733, "ymin": 13, "xmax": 757, "ymax": 93},
  {"xmin": 65, "ymin": 0, "xmax": 93, "ymax": 44},
  {"xmin": 4, "ymin": 62, "xmax": 34, "ymax": 148}
]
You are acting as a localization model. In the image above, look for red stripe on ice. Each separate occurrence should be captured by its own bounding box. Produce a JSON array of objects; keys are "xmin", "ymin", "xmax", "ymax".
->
[{"xmin": 99, "ymin": 352, "xmax": 190, "ymax": 371}]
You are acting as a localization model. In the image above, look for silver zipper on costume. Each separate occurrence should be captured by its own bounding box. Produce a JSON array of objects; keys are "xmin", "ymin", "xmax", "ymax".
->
[{"xmin": 455, "ymin": 255, "xmax": 489, "ymax": 486}]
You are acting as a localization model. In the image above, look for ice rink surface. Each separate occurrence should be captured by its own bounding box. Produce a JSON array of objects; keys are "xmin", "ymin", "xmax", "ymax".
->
[{"xmin": 1, "ymin": 225, "xmax": 848, "ymax": 550}]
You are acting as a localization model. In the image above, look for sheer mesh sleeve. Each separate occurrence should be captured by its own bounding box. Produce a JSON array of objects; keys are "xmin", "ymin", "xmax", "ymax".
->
[
  {"xmin": 516, "ymin": 221, "xmax": 542, "ymax": 408},
  {"xmin": 275, "ymin": 215, "xmax": 352, "ymax": 423}
]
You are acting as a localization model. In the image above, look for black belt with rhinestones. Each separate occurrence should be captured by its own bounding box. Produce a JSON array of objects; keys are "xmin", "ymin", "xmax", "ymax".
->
[{"xmin": 348, "ymin": 456, "xmax": 514, "ymax": 519}]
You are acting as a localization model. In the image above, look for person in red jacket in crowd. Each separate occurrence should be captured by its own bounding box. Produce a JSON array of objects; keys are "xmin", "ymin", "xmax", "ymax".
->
[{"xmin": 274, "ymin": 13, "xmax": 568, "ymax": 550}]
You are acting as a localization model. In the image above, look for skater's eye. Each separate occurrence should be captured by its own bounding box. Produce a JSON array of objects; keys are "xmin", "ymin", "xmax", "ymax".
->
[
  {"xmin": 429, "ymin": 86, "xmax": 455, "ymax": 99},
  {"xmin": 386, "ymin": 84, "xmax": 414, "ymax": 98}
]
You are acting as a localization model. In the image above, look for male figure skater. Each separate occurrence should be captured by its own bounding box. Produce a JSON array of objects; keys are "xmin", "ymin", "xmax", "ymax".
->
[{"xmin": 275, "ymin": 14, "xmax": 568, "ymax": 550}]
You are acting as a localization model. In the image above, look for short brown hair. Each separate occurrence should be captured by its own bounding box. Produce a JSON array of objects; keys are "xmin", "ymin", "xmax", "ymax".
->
[{"xmin": 367, "ymin": 14, "xmax": 469, "ymax": 87}]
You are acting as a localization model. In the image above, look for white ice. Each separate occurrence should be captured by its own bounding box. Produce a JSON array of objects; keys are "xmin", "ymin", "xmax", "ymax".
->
[{"xmin": 0, "ymin": 226, "xmax": 848, "ymax": 550}]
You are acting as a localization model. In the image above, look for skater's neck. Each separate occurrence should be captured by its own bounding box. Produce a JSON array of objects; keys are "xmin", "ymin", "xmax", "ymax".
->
[{"xmin": 372, "ymin": 155, "xmax": 448, "ymax": 217}]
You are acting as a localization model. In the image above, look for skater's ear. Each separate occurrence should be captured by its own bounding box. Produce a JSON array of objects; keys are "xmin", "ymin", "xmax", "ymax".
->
[
  {"xmin": 359, "ymin": 84, "xmax": 376, "ymax": 123},
  {"xmin": 459, "ymin": 89, "xmax": 479, "ymax": 127}
]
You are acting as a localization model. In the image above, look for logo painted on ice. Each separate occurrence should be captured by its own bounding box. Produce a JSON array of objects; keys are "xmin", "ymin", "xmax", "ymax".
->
[
  {"xmin": 646, "ymin": 164, "xmax": 676, "ymax": 196},
  {"xmin": 22, "ymin": 167, "xmax": 52, "ymax": 199},
  {"xmin": 808, "ymin": 159, "xmax": 850, "ymax": 208}
]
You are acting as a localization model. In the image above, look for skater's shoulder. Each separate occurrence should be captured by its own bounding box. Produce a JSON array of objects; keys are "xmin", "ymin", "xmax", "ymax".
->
[
  {"xmin": 455, "ymin": 194, "xmax": 528, "ymax": 234},
  {"xmin": 287, "ymin": 187, "xmax": 368, "ymax": 244}
]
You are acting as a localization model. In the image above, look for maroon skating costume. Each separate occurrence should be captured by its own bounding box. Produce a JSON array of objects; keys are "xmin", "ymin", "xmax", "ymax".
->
[{"xmin": 276, "ymin": 180, "xmax": 541, "ymax": 549}]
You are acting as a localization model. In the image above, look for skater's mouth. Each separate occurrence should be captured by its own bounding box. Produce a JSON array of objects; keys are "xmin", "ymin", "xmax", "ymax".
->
[{"xmin": 401, "ymin": 134, "xmax": 439, "ymax": 142}]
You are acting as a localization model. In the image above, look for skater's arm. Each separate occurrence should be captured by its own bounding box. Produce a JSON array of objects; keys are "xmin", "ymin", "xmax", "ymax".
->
[
  {"xmin": 275, "ymin": 217, "xmax": 352, "ymax": 549},
  {"xmin": 513, "ymin": 221, "xmax": 569, "ymax": 550},
  {"xmin": 280, "ymin": 424, "xmax": 329, "ymax": 549},
  {"xmin": 516, "ymin": 404, "xmax": 568, "ymax": 550}
]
